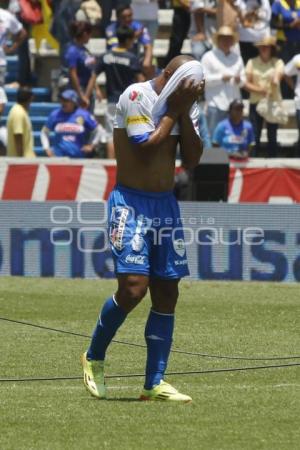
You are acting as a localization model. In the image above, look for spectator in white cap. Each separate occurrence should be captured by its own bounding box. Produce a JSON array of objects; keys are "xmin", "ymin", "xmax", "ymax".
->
[{"xmin": 201, "ymin": 26, "xmax": 245, "ymax": 138}]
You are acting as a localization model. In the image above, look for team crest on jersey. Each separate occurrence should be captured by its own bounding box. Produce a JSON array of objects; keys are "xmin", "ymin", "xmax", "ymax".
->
[
  {"xmin": 76, "ymin": 116, "xmax": 84, "ymax": 125},
  {"xmin": 129, "ymin": 90, "xmax": 143, "ymax": 102}
]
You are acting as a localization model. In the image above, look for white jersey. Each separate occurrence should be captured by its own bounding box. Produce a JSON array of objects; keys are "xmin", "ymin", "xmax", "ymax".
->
[
  {"xmin": 114, "ymin": 81, "xmax": 200, "ymax": 143},
  {"xmin": 0, "ymin": 8, "xmax": 23, "ymax": 67}
]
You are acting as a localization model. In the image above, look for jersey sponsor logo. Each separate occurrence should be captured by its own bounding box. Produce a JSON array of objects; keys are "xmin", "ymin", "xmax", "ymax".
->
[
  {"xmin": 125, "ymin": 254, "xmax": 146, "ymax": 265},
  {"xmin": 129, "ymin": 91, "xmax": 143, "ymax": 102},
  {"xmin": 173, "ymin": 238, "xmax": 186, "ymax": 257},
  {"xmin": 126, "ymin": 115, "xmax": 150, "ymax": 125},
  {"xmin": 55, "ymin": 123, "xmax": 84, "ymax": 134}
]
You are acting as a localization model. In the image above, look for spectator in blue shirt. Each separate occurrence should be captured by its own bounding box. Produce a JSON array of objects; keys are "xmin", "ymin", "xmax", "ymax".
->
[
  {"xmin": 40, "ymin": 89, "xmax": 105, "ymax": 158},
  {"xmin": 271, "ymin": 0, "xmax": 300, "ymax": 62},
  {"xmin": 63, "ymin": 21, "xmax": 97, "ymax": 109},
  {"xmin": 105, "ymin": 5, "xmax": 153, "ymax": 78},
  {"xmin": 212, "ymin": 99, "xmax": 255, "ymax": 159}
]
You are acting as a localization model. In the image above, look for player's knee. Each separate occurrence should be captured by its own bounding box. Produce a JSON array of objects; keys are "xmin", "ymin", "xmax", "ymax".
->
[
  {"xmin": 116, "ymin": 277, "xmax": 148, "ymax": 312},
  {"xmin": 151, "ymin": 282, "xmax": 179, "ymax": 314}
]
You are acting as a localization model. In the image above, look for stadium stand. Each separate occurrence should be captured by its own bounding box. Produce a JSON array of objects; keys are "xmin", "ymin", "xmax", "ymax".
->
[{"xmin": 1, "ymin": 8, "xmax": 299, "ymax": 157}]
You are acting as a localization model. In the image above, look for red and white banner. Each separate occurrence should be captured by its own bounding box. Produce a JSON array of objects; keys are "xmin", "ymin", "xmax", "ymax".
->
[
  {"xmin": 1, "ymin": 158, "xmax": 300, "ymax": 203},
  {"xmin": 228, "ymin": 159, "xmax": 300, "ymax": 203}
]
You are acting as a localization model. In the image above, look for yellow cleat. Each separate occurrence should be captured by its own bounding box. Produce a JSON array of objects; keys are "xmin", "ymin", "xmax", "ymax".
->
[
  {"xmin": 140, "ymin": 381, "xmax": 192, "ymax": 403},
  {"xmin": 81, "ymin": 352, "xmax": 106, "ymax": 399}
]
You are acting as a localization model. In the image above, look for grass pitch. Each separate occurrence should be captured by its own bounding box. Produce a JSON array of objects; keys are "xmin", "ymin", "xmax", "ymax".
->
[{"xmin": 0, "ymin": 278, "xmax": 299, "ymax": 450}]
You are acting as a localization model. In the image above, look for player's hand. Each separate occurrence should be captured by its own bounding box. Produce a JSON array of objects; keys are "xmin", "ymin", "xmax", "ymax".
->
[{"xmin": 168, "ymin": 78, "xmax": 205, "ymax": 114}]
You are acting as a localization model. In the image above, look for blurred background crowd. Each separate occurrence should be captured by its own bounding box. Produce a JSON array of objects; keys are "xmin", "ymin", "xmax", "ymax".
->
[{"xmin": 0, "ymin": 0, "xmax": 300, "ymax": 160}]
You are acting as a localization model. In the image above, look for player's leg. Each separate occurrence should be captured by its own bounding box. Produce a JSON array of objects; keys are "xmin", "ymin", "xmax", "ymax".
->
[
  {"xmin": 82, "ymin": 274, "xmax": 148, "ymax": 398},
  {"xmin": 144, "ymin": 278, "xmax": 179, "ymax": 387},
  {"xmin": 140, "ymin": 278, "xmax": 192, "ymax": 402}
]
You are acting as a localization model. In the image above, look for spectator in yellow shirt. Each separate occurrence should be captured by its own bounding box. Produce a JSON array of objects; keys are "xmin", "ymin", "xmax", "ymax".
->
[{"xmin": 7, "ymin": 88, "xmax": 35, "ymax": 158}]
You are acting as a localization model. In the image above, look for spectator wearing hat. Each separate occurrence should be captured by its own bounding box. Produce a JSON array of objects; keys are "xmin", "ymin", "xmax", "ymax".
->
[
  {"xmin": 212, "ymin": 99, "xmax": 255, "ymax": 159},
  {"xmin": 284, "ymin": 52, "xmax": 300, "ymax": 156},
  {"xmin": 40, "ymin": 89, "xmax": 105, "ymax": 158},
  {"xmin": 271, "ymin": 0, "xmax": 300, "ymax": 64},
  {"xmin": 201, "ymin": 26, "xmax": 246, "ymax": 138},
  {"xmin": 7, "ymin": 87, "xmax": 35, "ymax": 158},
  {"xmin": 245, "ymin": 35, "xmax": 284, "ymax": 157}
]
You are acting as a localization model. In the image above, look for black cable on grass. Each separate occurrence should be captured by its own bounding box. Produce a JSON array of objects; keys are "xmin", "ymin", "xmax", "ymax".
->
[
  {"xmin": 1, "ymin": 316, "xmax": 300, "ymax": 362},
  {"xmin": 0, "ymin": 362, "xmax": 300, "ymax": 383}
]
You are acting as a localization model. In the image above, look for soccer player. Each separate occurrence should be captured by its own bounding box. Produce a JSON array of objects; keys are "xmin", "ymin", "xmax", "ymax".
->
[{"xmin": 82, "ymin": 55, "xmax": 204, "ymax": 402}]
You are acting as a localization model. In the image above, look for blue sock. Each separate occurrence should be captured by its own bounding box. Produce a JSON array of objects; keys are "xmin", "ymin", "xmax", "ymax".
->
[
  {"xmin": 144, "ymin": 309, "xmax": 175, "ymax": 389},
  {"xmin": 87, "ymin": 296, "xmax": 127, "ymax": 361}
]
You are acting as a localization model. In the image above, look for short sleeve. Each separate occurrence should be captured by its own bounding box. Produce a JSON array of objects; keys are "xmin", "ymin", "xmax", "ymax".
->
[
  {"xmin": 139, "ymin": 25, "xmax": 152, "ymax": 45},
  {"xmin": 84, "ymin": 112, "xmax": 98, "ymax": 131},
  {"xmin": 11, "ymin": 109, "xmax": 25, "ymax": 134},
  {"xmin": 114, "ymin": 86, "xmax": 155, "ymax": 143},
  {"xmin": 284, "ymin": 55, "xmax": 299, "ymax": 77},
  {"xmin": 8, "ymin": 13, "xmax": 23, "ymax": 35},
  {"xmin": 271, "ymin": 1, "xmax": 280, "ymax": 16},
  {"xmin": 45, "ymin": 111, "xmax": 57, "ymax": 131},
  {"xmin": 64, "ymin": 46, "xmax": 78, "ymax": 69},
  {"xmin": 190, "ymin": 0, "xmax": 205, "ymax": 12}
]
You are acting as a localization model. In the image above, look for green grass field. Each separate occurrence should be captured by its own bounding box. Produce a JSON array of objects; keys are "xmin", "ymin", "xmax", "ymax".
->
[{"xmin": 0, "ymin": 278, "xmax": 299, "ymax": 450}]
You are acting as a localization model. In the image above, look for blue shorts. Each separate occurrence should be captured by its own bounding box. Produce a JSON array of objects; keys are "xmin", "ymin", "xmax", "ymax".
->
[{"xmin": 108, "ymin": 184, "xmax": 190, "ymax": 279}]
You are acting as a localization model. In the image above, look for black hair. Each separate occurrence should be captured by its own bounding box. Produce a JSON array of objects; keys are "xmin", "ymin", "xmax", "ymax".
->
[
  {"xmin": 229, "ymin": 99, "xmax": 244, "ymax": 111},
  {"xmin": 17, "ymin": 87, "xmax": 34, "ymax": 104},
  {"xmin": 69, "ymin": 20, "xmax": 92, "ymax": 39},
  {"xmin": 116, "ymin": 4, "xmax": 132, "ymax": 18},
  {"xmin": 116, "ymin": 26, "xmax": 135, "ymax": 44}
]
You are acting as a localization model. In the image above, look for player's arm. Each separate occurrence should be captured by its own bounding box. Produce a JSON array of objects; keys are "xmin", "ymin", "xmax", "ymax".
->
[
  {"xmin": 135, "ymin": 79, "xmax": 205, "ymax": 151},
  {"xmin": 178, "ymin": 112, "xmax": 203, "ymax": 169},
  {"xmin": 178, "ymin": 79, "xmax": 205, "ymax": 168}
]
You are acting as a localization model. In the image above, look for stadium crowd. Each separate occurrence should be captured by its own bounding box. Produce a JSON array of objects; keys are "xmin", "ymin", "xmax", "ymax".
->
[{"xmin": 0, "ymin": 0, "xmax": 300, "ymax": 159}]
